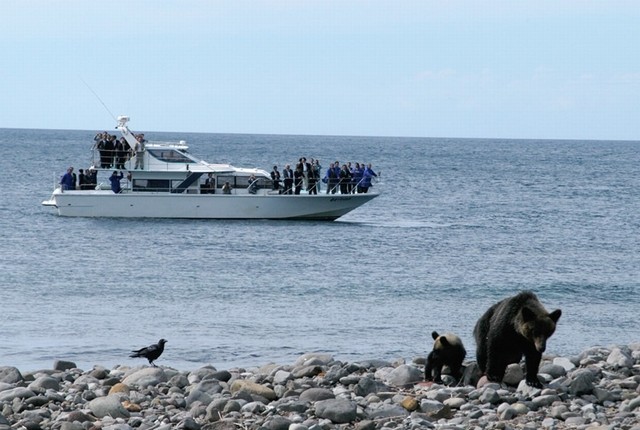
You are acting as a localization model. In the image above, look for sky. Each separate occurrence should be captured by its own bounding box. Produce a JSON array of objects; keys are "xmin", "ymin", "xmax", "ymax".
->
[{"xmin": 2, "ymin": 1, "xmax": 639, "ymax": 140}]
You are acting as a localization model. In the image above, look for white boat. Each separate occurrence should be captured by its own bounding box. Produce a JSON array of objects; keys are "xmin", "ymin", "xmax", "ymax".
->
[{"xmin": 42, "ymin": 116, "xmax": 379, "ymax": 220}]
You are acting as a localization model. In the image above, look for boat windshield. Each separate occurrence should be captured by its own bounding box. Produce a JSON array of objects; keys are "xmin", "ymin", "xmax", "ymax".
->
[{"xmin": 147, "ymin": 149, "xmax": 193, "ymax": 163}]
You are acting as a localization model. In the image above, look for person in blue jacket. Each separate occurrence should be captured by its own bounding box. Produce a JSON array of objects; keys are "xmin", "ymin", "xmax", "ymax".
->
[
  {"xmin": 60, "ymin": 167, "xmax": 75, "ymax": 190},
  {"xmin": 109, "ymin": 171, "xmax": 124, "ymax": 194},
  {"xmin": 361, "ymin": 163, "xmax": 378, "ymax": 193}
]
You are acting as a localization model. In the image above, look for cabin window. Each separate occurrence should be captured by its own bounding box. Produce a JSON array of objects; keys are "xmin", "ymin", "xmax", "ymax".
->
[
  {"xmin": 147, "ymin": 149, "xmax": 193, "ymax": 163},
  {"xmin": 133, "ymin": 179, "xmax": 171, "ymax": 192}
]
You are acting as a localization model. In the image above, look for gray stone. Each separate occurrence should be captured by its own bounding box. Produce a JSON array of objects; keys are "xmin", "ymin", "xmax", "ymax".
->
[
  {"xmin": 565, "ymin": 416, "xmax": 586, "ymax": 426},
  {"xmin": 0, "ymin": 367, "xmax": 23, "ymax": 384},
  {"xmin": 553, "ymin": 357, "xmax": 576, "ymax": 371},
  {"xmin": 187, "ymin": 366, "xmax": 218, "ymax": 384},
  {"xmin": 443, "ymin": 397, "xmax": 466, "ymax": 409},
  {"xmin": 420, "ymin": 399, "xmax": 445, "ymax": 414},
  {"xmin": 353, "ymin": 376, "xmax": 390, "ymax": 397},
  {"xmin": 299, "ymin": 388, "xmax": 334, "ymax": 403},
  {"xmin": 314, "ymin": 399, "xmax": 357, "ymax": 424},
  {"xmin": 241, "ymin": 401, "xmax": 266, "ymax": 414},
  {"xmin": 60, "ymin": 423, "xmax": 84, "ymax": 430},
  {"xmin": 88, "ymin": 395, "xmax": 130, "ymax": 419},
  {"xmin": 209, "ymin": 370, "xmax": 232, "ymax": 382},
  {"xmin": 186, "ymin": 389, "xmax": 212, "ymax": 407},
  {"xmin": 0, "ymin": 387, "xmax": 35, "ymax": 402},
  {"xmin": 273, "ymin": 370, "xmax": 292, "ymax": 384},
  {"xmin": 53, "ymin": 360, "xmax": 77, "ymax": 371},
  {"xmin": 292, "ymin": 365, "xmax": 323, "ymax": 378},
  {"xmin": 385, "ymin": 365, "xmax": 423, "ymax": 387},
  {"xmin": 461, "ymin": 362, "xmax": 482, "ymax": 387},
  {"xmin": 262, "ymin": 415, "xmax": 292, "ymax": 430},
  {"xmin": 365, "ymin": 403, "xmax": 409, "ymax": 419},
  {"xmin": 531, "ymin": 394, "xmax": 559, "ymax": 409},
  {"xmin": 28, "ymin": 376, "xmax": 60, "ymax": 392},
  {"xmin": 503, "ymin": 364, "xmax": 524, "ymax": 386},
  {"xmin": 478, "ymin": 387, "xmax": 501, "ymax": 404},
  {"xmin": 539, "ymin": 363, "xmax": 567, "ymax": 379},
  {"xmin": 169, "ymin": 373, "xmax": 190, "ymax": 388},
  {"xmin": 177, "ymin": 417, "xmax": 201, "ymax": 430},
  {"xmin": 63, "ymin": 411, "xmax": 96, "ymax": 423},
  {"xmin": 354, "ymin": 421, "xmax": 376, "ymax": 430},
  {"xmin": 230, "ymin": 379, "xmax": 277, "ymax": 401},
  {"xmin": 516, "ymin": 379, "xmax": 542, "ymax": 397},
  {"xmin": 569, "ymin": 369, "xmax": 596, "ymax": 396},
  {"xmin": 606, "ymin": 347, "xmax": 634, "ymax": 368},
  {"xmin": 499, "ymin": 406, "xmax": 517, "ymax": 420},
  {"xmin": 194, "ymin": 379, "xmax": 223, "ymax": 395},
  {"xmin": 628, "ymin": 396, "xmax": 640, "ymax": 411},
  {"xmin": 122, "ymin": 367, "xmax": 168, "ymax": 387},
  {"xmin": 294, "ymin": 353, "xmax": 334, "ymax": 367}
]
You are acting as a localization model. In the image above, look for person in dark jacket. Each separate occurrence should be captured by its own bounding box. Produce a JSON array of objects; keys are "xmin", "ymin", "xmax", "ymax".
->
[
  {"xmin": 325, "ymin": 162, "xmax": 338, "ymax": 194},
  {"xmin": 271, "ymin": 165, "xmax": 281, "ymax": 191},
  {"xmin": 109, "ymin": 171, "xmax": 124, "ymax": 194},
  {"xmin": 293, "ymin": 166, "xmax": 304, "ymax": 195},
  {"xmin": 282, "ymin": 164, "xmax": 294, "ymax": 195},
  {"xmin": 339, "ymin": 164, "xmax": 351, "ymax": 194}
]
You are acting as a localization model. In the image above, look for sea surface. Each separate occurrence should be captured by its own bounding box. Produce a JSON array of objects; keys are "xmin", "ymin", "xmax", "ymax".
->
[{"xmin": 0, "ymin": 127, "xmax": 638, "ymax": 372}]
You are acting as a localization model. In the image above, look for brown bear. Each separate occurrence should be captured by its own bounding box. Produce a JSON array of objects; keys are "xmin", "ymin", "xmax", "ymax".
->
[
  {"xmin": 473, "ymin": 291, "xmax": 561, "ymax": 387},
  {"xmin": 424, "ymin": 331, "xmax": 466, "ymax": 384}
]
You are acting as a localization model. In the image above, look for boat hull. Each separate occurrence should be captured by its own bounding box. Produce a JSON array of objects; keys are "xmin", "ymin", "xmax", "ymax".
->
[{"xmin": 44, "ymin": 190, "xmax": 378, "ymax": 220}]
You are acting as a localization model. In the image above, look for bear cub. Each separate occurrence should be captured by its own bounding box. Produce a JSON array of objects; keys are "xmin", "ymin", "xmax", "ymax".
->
[
  {"xmin": 424, "ymin": 331, "xmax": 466, "ymax": 384},
  {"xmin": 474, "ymin": 290, "xmax": 561, "ymax": 387}
]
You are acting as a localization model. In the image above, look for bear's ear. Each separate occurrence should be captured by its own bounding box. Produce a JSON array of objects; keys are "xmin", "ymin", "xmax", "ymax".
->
[
  {"xmin": 521, "ymin": 307, "xmax": 536, "ymax": 322},
  {"xmin": 439, "ymin": 336, "xmax": 451, "ymax": 347},
  {"xmin": 431, "ymin": 331, "xmax": 439, "ymax": 340},
  {"xmin": 548, "ymin": 309, "xmax": 562, "ymax": 323}
]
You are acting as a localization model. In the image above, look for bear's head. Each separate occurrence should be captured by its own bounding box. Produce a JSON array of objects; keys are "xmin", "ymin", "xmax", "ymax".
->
[
  {"xmin": 520, "ymin": 308, "xmax": 562, "ymax": 353},
  {"xmin": 431, "ymin": 331, "xmax": 465, "ymax": 353}
]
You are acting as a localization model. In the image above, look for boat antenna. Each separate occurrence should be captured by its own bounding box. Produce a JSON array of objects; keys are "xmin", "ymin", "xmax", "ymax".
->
[{"xmin": 80, "ymin": 77, "xmax": 117, "ymax": 122}]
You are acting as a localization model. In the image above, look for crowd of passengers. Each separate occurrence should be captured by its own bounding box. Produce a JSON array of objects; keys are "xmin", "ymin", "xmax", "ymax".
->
[
  {"xmin": 93, "ymin": 131, "xmax": 147, "ymax": 170},
  {"xmin": 59, "ymin": 166, "xmax": 97, "ymax": 191},
  {"xmin": 268, "ymin": 157, "xmax": 378, "ymax": 195}
]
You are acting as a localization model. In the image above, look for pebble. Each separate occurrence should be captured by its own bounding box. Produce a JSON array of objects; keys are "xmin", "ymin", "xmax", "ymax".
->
[{"xmin": 0, "ymin": 344, "xmax": 638, "ymax": 429}]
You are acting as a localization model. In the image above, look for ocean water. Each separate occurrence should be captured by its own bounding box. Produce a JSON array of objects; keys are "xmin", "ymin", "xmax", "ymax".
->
[{"xmin": 0, "ymin": 128, "xmax": 638, "ymax": 372}]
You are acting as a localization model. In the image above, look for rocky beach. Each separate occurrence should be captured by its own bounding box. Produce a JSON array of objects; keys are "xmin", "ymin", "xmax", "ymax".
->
[{"xmin": 0, "ymin": 344, "xmax": 638, "ymax": 430}]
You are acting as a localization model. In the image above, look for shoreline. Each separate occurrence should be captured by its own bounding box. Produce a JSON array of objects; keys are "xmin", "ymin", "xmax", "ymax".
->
[{"xmin": 0, "ymin": 343, "xmax": 638, "ymax": 430}]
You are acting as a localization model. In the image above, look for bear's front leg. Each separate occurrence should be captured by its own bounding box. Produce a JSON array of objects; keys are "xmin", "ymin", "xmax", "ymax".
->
[
  {"xmin": 485, "ymin": 357, "xmax": 507, "ymax": 384},
  {"xmin": 524, "ymin": 350, "xmax": 543, "ymax": 388}
]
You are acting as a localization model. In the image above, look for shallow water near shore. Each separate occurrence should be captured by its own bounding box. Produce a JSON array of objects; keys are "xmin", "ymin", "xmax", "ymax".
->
[{"xmin": 0, "ymin": 128, "xmax": 638, "ymax": 371}]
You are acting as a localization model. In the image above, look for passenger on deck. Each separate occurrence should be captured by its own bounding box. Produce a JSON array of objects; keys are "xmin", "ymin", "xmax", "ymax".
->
[
  {"xmin": 115, "ymin": 138, "xmax": 128, "ymax": 169},
  {"xmin": 307, "ymin": 161, "xmax": 318, "ymax": 195},
  {"xmin": 271, "ymin": 165, "xmax": 281, "ymax": 191},
  {"xmin": 325, "ymin": 162, "xmax": 338, "ymax": 194},
  {"xmin": 313, "ymin": 159, "xmax": 322, "ymax": 192},
  {"xmin": 204, "ymin": 173, "xmax": 215, "ymax": 194},
  {"xmin": 95, "ymin": 133, "xmax": 110, "ymax": 169},
  {"xmin": 248, "ymin": 174, "xmax": 259, "ymax": 194},
  {"xmin": 60, "ymin": 167, "xmax": 75, "ymax": 190},
  {"xmin": 361, "ymin": 163, "xmax": 378, "ymax": 193},
  {"xmin": 78, "ymin": 169, "xmax": 86, "ymax": 190},
  {"xmin": 282, "ymin": 164, "xmax": 294, "ymax": 195},
  {"xmin": 109, "ymin": 171, "xmax": 124, "ymax": 194},
  {"xmin": 104, "ymin": 135, "xmax": 116, "ymax": 168},
  {"xmin": 294, "ymin": 166, "xmax": 303, "ymax": 195},
  {"xmin": 352, "ymin": 163, "xmax": 364, "ymax": 193},
  {"xmin": 222, "ymin": 181, "xmax": 232, "ymax": 194},
  {"xmin": 134, "ymin": 135, "xmax": 145, "ymax": 169},
  {"xmin": 86, "ymin": 168, "xmax": 97, "ymax": 190},
  {"xmin": 339, "ymin": 164, "xmax": 351, "ymax": 194}
]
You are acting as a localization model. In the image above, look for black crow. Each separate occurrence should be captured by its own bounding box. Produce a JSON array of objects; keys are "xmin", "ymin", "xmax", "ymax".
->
[{"xmin": 129, "ymin": 339, "xmax": 167, "ymax": 366}]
